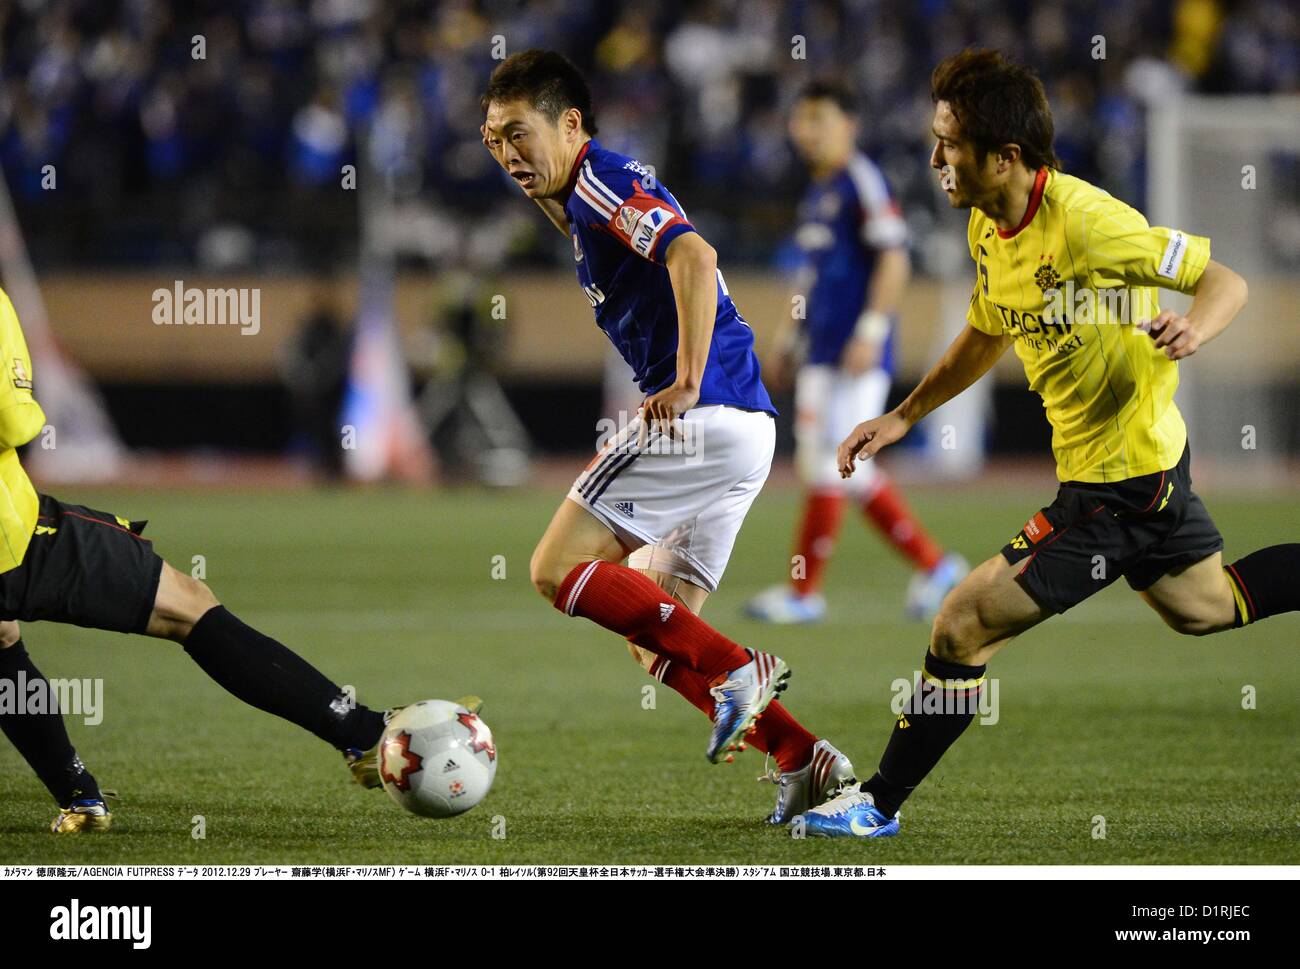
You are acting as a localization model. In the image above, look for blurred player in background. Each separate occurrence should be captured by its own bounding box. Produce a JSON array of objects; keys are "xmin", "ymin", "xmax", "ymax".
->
[
  {"xmin": 746, "ymin": 81, "xmax": 966, "ymax": 626},
  {"xmin": 800, "ymin": 49, "xmax": 1296, "ymax": 838},
  {"xmin": 481, "ymin": 50, "xmax": 855, "ymax": 822}
]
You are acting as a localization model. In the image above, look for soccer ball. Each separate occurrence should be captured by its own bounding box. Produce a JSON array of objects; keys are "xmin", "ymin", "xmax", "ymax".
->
[{"xmin": 378, "ymin": 700, "xmax": 497, "ymax": 818}]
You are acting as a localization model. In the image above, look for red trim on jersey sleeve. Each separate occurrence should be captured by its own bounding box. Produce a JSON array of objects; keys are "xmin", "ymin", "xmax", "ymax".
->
[{"xmin": 998, "ymin": 167, "xmax": 1049, "ymax": 239}]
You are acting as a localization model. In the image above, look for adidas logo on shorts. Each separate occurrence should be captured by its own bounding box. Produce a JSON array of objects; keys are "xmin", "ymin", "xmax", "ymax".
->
[{"xmin": 613, "ymin": 501, "xmax": 635, "ymax": 518}]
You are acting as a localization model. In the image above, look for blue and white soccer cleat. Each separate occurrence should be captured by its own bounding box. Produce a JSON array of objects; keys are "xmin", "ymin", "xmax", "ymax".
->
[
  {"xmin": 792, "ymin": 785, "xmax": 900, "ymax": 838},
  {"xmin": 760, "ymin": 739, "xmax": 856, "ymax": 825},
  {"xmin": 706, "ymin": 649, "xmax": 790, "ymax": 764},
  {"xmin": 905, "ymin": 553, "xmax": 969, "ymax": 621},
  {"xmin": 743, "ymin": 586, "xmax": 826, "ymax": 625}
]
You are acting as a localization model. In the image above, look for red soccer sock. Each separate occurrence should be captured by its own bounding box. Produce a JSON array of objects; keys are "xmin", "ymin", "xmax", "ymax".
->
[
  {"xmin": 748, "ymin": 700, "xmax": 817, "ymax": 773},
  {"xmin": 791, "ymin": 490, "xmax": 846, "ymax": 597},
  {"xmin": 650, "ymin": 656, "xmax": 816, "ymax": 773},
  {"xmin": 862, "ymin": 477, "xmax": 944, "ymax": 572},
  {"xmin": 555, "ymin": 561, "xmax": 751, "ymax": 681}
]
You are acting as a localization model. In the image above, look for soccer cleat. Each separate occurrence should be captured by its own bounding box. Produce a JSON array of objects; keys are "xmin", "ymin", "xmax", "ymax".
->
[
  {"xmin": 905, "ymin": 553, "xmax": 969, "ymax": 621},
  {"xmin": 792, "ymin": 786, "xmax": 900, "ymax": 838},
  {"xmin": 346, "ymin": 696, "xmax": 484, "ymax": 788},
  {"xmin": 760, "ymin": 739, "xmax": 856, "ymax": 825},
  {"xmin": 344, "ymin": 745, "xmax": 383, "ymax": 789},
  {"xmin": 706, "ymin": 650, "xmax": 790, "ymax": 764},
  {"xmin": 51, "ymin": 798, "xmax": 113, "ymax": 834},
  {"xmin": 743, "ymin": 586, "xmax": 826, "ymax": 625}
]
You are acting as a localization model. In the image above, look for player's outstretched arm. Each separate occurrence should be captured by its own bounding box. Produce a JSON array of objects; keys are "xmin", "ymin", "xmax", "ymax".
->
[
  {"xmin": 1142, "ymin": 259, "xmax": 1248, "ymax": 361},
  {"xmin": 837, "ymin": 323, "xmax": 1009, "ymax": 477}
]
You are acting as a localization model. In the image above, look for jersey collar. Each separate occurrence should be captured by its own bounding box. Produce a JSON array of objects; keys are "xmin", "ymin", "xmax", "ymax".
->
[
  {"xmin": 997, "ymin": 166, "xmax": 1049, "ymax": 239},
  {"xmin": 563, "ymin": 138, "xmax": 597, "ymax": 201}
]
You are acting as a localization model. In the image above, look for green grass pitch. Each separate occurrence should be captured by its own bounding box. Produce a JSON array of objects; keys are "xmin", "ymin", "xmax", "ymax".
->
[{"xmin": 1, "ymin": 482, "xmax": 1296, "ymax": 865}]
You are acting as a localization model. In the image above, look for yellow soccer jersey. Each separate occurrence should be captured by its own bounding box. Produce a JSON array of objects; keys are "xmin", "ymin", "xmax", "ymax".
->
[
  {"xmin": 966, "ymin": 167, "xmax": 1211, "ymax": 482},
  {"xmin": 0, "ymin": 286, "xmax": 46, "ymax": 572}
]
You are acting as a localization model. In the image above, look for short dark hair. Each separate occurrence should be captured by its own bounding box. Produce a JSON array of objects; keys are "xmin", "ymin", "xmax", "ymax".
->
[
  {"xmin": 797, "ymin": 78, "xmax": 858, "ymax": 117},
  {"xmin": 931, "ymin": 48, "xmax": 1059, "ymax": 171},
  {"xmin": 480, "ymin": 49, "xmax": 598, "ymax": 135}
]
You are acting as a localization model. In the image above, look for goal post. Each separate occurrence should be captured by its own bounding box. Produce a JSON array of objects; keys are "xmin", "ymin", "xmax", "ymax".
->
[{"xmin": 1147, "ymin": 94, "xmax": 1300, "ymax": 483}]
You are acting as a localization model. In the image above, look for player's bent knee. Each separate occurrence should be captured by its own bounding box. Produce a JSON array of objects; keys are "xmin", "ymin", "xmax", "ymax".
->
[
  {"xmin": 154, "ymin": 562, "xmax": 220, "ymax": 631},
  {"xmin": 930, "ymin": 604, "xmax": 982, "ymax": 664},
  {"xmin": 177, "ymin": 573, "xmax": 219, "ymax": 616},
  {"xmin": 528, "ymin": 550, "xmax": 562, "ymax": 603},
  {"xmin": 0, "ymin": 620, "xmax": 20, "ymax": 648},
  {"xmin": 191, "ymin": 577, "xmax": 219, "ymax": 612},
  {"xmin": 935, "ymin": 608, "xmax": 977, "ymax": 660}
]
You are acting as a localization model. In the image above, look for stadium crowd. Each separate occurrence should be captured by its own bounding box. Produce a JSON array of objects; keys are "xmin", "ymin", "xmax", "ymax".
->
[{"xmin": 1, "ymin": 0, "xmax": 1296, "ymax": 269}]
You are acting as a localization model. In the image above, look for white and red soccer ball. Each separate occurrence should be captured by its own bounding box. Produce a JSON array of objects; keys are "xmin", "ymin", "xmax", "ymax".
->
[{"xmin": 378, "ymin": 700, "xmax": 497, "ymax": 818}]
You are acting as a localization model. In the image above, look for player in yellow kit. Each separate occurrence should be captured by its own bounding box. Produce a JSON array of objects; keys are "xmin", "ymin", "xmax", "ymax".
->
[
  {"xmin": 795, "ymin": 49, "xmax": 1298, "ymax": 838},
  {"xmin": 0, "ymin": 288, "xmax": 444, "ymax": 833}
]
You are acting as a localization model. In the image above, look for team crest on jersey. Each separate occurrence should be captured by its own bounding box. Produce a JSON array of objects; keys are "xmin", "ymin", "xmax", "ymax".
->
[
  {"xmin": 1034, "ymin": 256, "xmax": 1062, "ymax": 294},
  {"xmin": 11, "ymin": 358, "xmax": 31, "ymax": 390},
  {"xmin": 617, "ymin": 205, "xmax": 642, "ymax": 236}
]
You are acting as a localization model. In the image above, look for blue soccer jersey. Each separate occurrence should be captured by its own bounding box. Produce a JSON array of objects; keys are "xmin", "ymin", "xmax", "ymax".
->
[
  {"xmin": 563, "ymin": 139, "xmax": 775, "ymax": 416},
  {"xmin": 794, "ymin": 152, "xmax": 908, "ymax": 370}
]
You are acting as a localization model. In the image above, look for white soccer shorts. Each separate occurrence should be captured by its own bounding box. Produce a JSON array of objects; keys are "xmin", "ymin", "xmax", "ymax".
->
[
  {"xmin": 795, "ymin": 364, "xmax": 891, "ymax": 495},
  {"xmin": 567, "ymin": 404, "xmax": 775, "ymax": 593}
]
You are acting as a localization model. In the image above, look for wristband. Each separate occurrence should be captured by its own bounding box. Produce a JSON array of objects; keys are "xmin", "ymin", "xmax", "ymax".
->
[{"xmin": 854, "ymin": 309, "xmax": 890, "ymax": 345}]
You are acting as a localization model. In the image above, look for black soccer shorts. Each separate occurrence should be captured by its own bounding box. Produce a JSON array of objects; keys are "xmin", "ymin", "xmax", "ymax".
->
[
  {"xmin": 0, "ymin": 494, "xmax": 165, "ymax": 633},
  {"xmin": 1001, "ymin": 445, "xmax": 1224, "ymax": 614}
]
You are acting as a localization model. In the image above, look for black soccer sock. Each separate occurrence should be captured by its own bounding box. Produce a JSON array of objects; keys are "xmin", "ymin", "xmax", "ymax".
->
[
  {"xmin": 0, "ymin": 641, "xmax": 103, "ymax": 806},
  {"xmin": 861, "ymin": 651, "xmax": 988, "ymax": 818},
  {"xmin": 1224, "ymin": 544, "xmax": 1300, "ymax": 627},
  {"xmin": 182, "ymin": 606, "xmax": 385, "ymax": 751}
]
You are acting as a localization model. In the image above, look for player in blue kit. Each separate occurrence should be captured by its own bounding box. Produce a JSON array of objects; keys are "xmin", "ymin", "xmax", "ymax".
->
[
  {"xmin": 746, "ymin": 81, "xmax": 965, "ymax": 625},
  {"xmin": 481, "ymin": 50, "xmax": 856, "ymax": 822}
]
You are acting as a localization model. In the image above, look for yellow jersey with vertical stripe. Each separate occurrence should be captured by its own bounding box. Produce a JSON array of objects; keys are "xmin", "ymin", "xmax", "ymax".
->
[
  {"xmin": 965, "ymin": 168, "xmax": 1211, "ymax": 482},
  {"xmin": 0, "ymin": 287, "xmax": 46, "ymax": 572}
]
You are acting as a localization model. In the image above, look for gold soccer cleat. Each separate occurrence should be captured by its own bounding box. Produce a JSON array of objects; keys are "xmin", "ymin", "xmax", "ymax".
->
[{"xmin": 51, "ymin": 799, "xmax": 113, "ymax": 834}]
